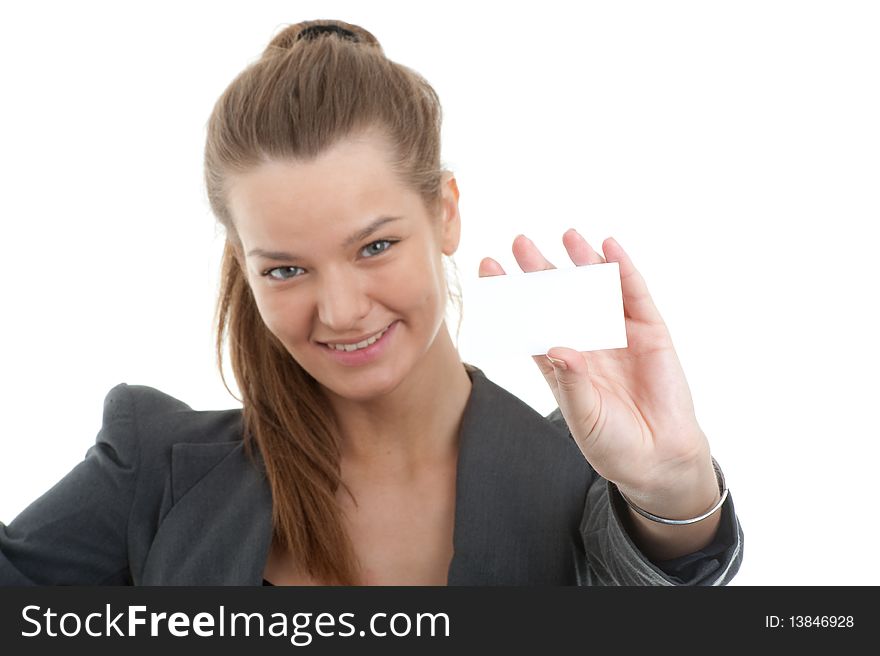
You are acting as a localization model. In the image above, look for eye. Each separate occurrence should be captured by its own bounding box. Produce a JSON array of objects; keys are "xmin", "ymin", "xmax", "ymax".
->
[
  {"xmin": 259, "ymin": 239, "xmax": 399, "ymax": 282},
  {"xmin": 260, "ymin": 265, "xmax": 305, "ymax": 282},
  {"xmin": 360, "ymin": 238, "xmax": 398, "ymax": 258}
]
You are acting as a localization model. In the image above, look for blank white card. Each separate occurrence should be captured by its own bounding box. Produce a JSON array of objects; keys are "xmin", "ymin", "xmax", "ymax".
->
[{"xmin": 458, "ymin": 262, "xmax": 628, "ymax": 358}]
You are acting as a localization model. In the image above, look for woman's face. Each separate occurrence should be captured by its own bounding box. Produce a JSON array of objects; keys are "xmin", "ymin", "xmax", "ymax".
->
[{"xmin": 226, "ymin": 130, "xmax": 461, "ymax": 402}]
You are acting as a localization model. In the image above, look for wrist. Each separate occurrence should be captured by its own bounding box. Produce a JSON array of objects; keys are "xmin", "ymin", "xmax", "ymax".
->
[{"xmin": 614, "ymin": 449, "xmax": 721, "ymax": 522}]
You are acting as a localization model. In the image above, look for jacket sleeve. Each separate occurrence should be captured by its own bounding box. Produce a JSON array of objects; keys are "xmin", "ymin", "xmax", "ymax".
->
[
  {"xmin": 0, "ymin": 383, "xmax": 139, "ymax": 585},
  {"xmin": 579, "ymin": 475, "xmax": 744, "ymax": 585},
  {"xmin": 544, "ymin": 407, "xmax": 744, "ymax": 586}
]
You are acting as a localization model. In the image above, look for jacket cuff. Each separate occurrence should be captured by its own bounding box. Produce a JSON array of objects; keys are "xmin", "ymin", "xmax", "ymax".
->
[{"xmin": 580, "ymin": 476, "xmax": 744, "ymax": 585}]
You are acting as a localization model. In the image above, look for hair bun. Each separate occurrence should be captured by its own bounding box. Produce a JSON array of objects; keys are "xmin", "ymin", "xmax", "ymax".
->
[{"xmin": 264, "ymin": 19, "xmax": 382, "ymax": 55}]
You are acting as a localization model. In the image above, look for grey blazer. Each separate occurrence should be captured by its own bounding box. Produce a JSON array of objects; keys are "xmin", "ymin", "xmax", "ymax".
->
[{"xmin": 0, "ymin": 365, "xmax": 743, "ymax": 586}]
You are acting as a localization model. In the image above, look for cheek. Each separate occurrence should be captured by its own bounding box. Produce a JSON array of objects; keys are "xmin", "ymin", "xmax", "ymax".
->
[
  {"xmin": 382, "ymin": 258, "xmax": 445, "ymax": 314},
  {"xmin": 382, "ymin": 268, "xmax": 420, "ymax": 297},
  {"xmin": 251, "ymin": 288, "xmax": 308, "ymax": 342}
]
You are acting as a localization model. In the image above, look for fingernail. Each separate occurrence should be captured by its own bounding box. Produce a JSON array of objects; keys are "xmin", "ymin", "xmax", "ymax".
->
[{"xmin": 546, "ymin": 355, "xmax": 567, "ymax": 370}]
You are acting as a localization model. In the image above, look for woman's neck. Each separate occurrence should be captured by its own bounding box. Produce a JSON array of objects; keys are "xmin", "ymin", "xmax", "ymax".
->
[{"xmin": 328, "ymin": 328, "xmax": 473, "ymax": 474}]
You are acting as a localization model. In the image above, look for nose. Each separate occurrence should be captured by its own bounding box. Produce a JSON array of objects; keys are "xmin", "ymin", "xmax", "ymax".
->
[{"xmin": 315, "ymin": 268, "xmax": 371, "ymax": 333}]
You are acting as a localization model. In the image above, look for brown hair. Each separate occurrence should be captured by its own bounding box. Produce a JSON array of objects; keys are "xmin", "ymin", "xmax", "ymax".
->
[{"xmin": 204, "ymin": 19, "xmax": 468, "ymax": 584}]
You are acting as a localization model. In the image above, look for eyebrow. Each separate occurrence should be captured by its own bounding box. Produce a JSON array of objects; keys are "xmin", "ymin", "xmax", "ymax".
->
[{"xmin": 247, "ymin": 215, "xmax": 404, "ymax": 261}]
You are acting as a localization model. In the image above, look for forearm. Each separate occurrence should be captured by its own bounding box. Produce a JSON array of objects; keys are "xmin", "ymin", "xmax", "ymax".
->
[{"xmin": 614, "ymin": 449, "xmax": 723, "ymax": 563}]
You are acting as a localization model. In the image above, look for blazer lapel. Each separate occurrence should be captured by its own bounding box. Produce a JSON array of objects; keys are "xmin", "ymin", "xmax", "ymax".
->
[
  {"xmin": 448, "ymin": 366, "xmax": 589, "ymax": 585},
  {"xmin": 140, "ymin": 440, "xmax": 272, "ymax": 585}
]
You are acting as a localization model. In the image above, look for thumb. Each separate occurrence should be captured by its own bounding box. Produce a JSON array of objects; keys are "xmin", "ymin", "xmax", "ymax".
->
[{"xmin": 545, "ymin": 347, "xmax": 600, "ymax": 431}]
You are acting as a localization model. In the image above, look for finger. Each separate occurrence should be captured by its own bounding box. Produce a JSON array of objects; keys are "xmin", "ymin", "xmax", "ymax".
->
[
  {"xmin": 478, "ymin": 257, "xmax": 506, "ymax": 277},
  {"xmin": 601, "ymin": 237, "xmax": 665, "ymax": 325},
  {"xmin": 512, "ymin": 234, "xmax": 556, "ymax": 273},
  {"xmin": 563, "ymin": 228, "xmax": 606, "ymax": 266}
]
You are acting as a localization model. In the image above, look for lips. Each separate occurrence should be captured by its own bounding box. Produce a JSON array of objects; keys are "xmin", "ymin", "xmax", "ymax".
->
[
  {"xmin": 319, "ymin": 322, "xmax": 394, "ymax": 347},
  {"xmin": 319, "ymin": 319, "xmax": 398, "ymax": 365}
]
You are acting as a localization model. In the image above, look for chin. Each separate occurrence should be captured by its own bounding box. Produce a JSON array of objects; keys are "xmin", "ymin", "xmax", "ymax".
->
[
  {"xmin": 300, "ymin": 354, "xmax": 402, "ymax": 395},
  {"xmin": 326, "ymin": 371, "xmax": 403, "ymax": 402}
]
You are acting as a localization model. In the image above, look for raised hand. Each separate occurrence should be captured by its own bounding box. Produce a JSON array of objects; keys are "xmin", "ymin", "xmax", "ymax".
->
[{"xmin": 478, "ymin": 229, "xmax": 722, "ymax": 539}]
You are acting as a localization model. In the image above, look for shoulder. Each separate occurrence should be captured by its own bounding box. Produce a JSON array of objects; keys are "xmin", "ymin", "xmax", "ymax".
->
[
  {"xmin": 468, "ymin": 365, "xmax": 577, "ymax": 445},
  {"xmin": 465, "ymin": 365, "xmax": 593, "ymax": 483},
  {"xmin": 95, "ymin": 383, "xmax": 253, "ymax": 531},
  {"xmin": 97, "ymin": 382, "xmax": 246, "ymax": 458}
]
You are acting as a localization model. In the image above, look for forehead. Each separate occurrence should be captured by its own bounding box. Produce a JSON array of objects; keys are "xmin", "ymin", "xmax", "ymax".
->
[{"xmin": 227, "ymin": 134, "xmax": 410, "ymax": 235}]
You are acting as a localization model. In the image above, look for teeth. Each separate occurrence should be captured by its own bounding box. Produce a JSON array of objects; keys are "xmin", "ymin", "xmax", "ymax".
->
[{"xmin": 327, "ymin": 324, "xmax": 390, "ymax": 352}]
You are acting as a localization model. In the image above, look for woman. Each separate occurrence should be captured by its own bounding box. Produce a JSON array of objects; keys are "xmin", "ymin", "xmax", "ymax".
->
[{"xmin": 0, "ymin": 19, "xmax": 742, "ymax": 586}]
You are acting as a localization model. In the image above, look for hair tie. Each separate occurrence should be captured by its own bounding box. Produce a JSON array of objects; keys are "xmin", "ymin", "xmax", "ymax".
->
[{"xmin": 297, "ymin": 24, "xmax": 359, "ymax": 43}]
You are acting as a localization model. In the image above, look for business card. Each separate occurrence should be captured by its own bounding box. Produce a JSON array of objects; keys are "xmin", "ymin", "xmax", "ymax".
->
[{"xmin": 458, "ymin": 262, "xmax": 628, "ymax": 357}]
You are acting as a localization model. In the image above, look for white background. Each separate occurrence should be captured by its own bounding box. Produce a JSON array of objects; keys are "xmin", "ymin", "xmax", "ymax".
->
[{"xmin": 1, "ymin": 0, "xmax": 878, "ymax": 585}]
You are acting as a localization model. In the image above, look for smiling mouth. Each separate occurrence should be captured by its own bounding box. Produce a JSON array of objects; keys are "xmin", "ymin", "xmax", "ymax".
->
[{"xmin": 320, "ymin": 322, "xmax": 394, "ymax": 352}]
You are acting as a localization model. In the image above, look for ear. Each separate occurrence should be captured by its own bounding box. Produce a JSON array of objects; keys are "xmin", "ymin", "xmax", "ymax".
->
[{"xmin": 438, "ymin": 171, "xmax": 462, "ymax": 257}]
